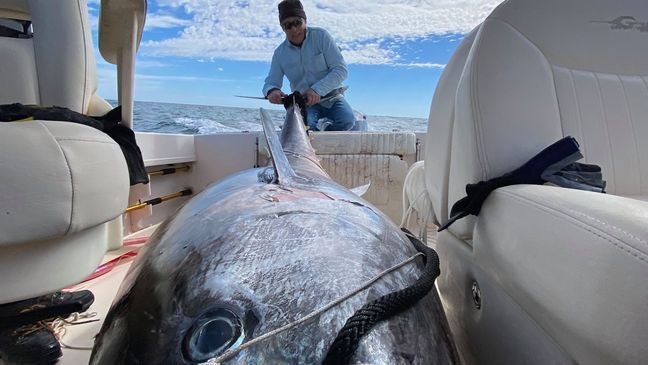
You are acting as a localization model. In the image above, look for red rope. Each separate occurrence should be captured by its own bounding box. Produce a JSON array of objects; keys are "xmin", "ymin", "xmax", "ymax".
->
[
  {"xmin": 123, "ymin": 236, "xmax": 149, "ymax": 246},
  {"xmin": 78, "ymin": 236, "xmax": 149, "ymax": 284}
]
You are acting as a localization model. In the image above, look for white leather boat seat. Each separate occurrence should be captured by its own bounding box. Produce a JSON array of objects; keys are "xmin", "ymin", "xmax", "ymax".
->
[
  {"xmin": 0, "ymin": 0, "xmax": 129, "ymax": 304},
  {"xmin": 419, "ymin": 0, "xmax": 648, "ymax": 364},
  {"xmin": 629, "ymin": 195, "xmax": 648, "ymax": 203}
]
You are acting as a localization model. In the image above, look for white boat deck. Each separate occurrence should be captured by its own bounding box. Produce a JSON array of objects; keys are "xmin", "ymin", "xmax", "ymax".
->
[{"xmin": 57, "ymin": 226, "xmax": 158, "ymax": 364}]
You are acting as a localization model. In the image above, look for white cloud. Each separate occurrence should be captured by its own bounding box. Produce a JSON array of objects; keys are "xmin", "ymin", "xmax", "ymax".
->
[
  {"xmin": 87, "ymin": 6, "xmax": 99, "ymax": 31},
  {"xmin": 95, "ymin": 63, "xmax": 249, "ymax": 100},
  {"xmin": 391, "ymin": 62, "xmax": 446, "ymax": 69},
  {"xmin": 96, "ymin": 65, "xmax": 244, "ymax": 86},
  {"xmin": 135, "ymin": 73, "xmax": 244, "ymax": 82},
  {"xmin": 141, "ymin": 0, "xmax": 502, "ymax": 65},
  {"xmin": 136, "ymin": 60, "xmax": 172, "ymax": 68},
  {"xmin": 145, "ymin": 13, "xmax": 192, "ymax": 30}
]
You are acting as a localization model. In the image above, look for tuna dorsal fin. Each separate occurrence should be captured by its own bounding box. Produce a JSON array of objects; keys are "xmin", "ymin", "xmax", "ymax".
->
[{"xmin": 260, "ymin": 108, "xmax": 296, "ymax": 183}]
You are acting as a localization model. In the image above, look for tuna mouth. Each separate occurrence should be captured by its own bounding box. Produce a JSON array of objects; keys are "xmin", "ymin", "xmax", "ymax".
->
[{"xmin": 182, "ymin": 308, "xmax": 245, "ymax": 362}]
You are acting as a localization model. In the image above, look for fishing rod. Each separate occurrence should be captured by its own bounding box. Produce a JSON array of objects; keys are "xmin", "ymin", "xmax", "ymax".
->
[
  {"xmin": 147, "ymin": 165, "xmax": 190, "ymax": 177},
  {"xmin": 125, "ymin": 188, "xmax": 193, "ymax": 214},
  {"xmin": 235, "ymin": 86, "xmax": 348, "ymax": 103}
]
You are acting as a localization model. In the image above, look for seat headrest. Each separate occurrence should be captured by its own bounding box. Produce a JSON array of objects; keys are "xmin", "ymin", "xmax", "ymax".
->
[
  {"xmin": 99, "ymin": 0, "xmax": 147, "ymax": 64},
  {"xmin": 0, "ymin": 0, "xmax": 29, "ymax": 20},
  {"xmin": 490, "ymin": 0, "xmax": 648, "ymax": 75}
]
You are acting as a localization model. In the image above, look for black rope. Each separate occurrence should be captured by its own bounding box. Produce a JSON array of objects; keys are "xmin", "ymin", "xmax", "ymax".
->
[
  {"xmin": 282, "ymin": 91, "xmax": 308, "ymax": 123},
  {"xmin": 323, "ymin": 228, "xmax": 440, "ymax": 365}
]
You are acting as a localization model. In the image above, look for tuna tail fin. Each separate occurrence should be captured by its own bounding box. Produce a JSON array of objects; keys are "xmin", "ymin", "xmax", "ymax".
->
[{"xmin": 260, "ymin": 108, "xmax": 296, "ymax": 184}]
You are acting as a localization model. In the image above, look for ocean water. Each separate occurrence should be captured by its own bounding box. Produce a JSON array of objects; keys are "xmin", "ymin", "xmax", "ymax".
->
[{"xmin": 123, "ymin": 100, "xmax": 428, "ymax": 134}]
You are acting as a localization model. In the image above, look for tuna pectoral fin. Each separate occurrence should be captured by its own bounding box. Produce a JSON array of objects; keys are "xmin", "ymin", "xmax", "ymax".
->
[
  {"xmin": 350, "ymin": 182, "xmax": 371, "ymax": 197},
  {"xmin": 260, "ymin": 108, "xmax": 296, "ymax": 183}
]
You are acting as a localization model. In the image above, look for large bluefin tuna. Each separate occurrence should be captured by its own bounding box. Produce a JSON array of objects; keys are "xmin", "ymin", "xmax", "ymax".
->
[{"xmin": 91, "ymin": 95, "xmax": 458, "ymax": 364}]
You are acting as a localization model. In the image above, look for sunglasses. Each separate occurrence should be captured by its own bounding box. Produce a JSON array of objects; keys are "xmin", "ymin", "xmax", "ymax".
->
[{"xmin": 281, "ymin": 18, "xmax": 304, "ymax": 31}]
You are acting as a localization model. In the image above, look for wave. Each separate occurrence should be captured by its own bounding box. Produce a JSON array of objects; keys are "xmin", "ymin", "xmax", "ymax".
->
[{"xmin": 123, "ymin": 100, "xmax": 426, "ymax": 134}]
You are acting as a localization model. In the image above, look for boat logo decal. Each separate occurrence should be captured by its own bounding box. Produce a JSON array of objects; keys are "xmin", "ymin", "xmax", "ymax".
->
[{"xmin": 590, "ymin": 16, "xmax": 648, "ymax": 33}]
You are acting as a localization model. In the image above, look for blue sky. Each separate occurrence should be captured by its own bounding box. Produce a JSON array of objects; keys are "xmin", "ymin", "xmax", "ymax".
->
[{"xmin": 88, "ymin": 0, "xmax": 502, "ymax": 118}]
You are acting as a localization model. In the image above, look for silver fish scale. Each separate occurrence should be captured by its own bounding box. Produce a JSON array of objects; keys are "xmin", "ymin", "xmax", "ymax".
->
[{"xmin": 189, "ymin": 194, "xmax": 432, "ymax": 363}]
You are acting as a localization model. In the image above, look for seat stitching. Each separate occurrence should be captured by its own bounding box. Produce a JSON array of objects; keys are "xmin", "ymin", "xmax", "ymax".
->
[
  {"xmin": 476, "ymin": 19, "xmax": 561, "ymax": 179},
  {"xmin": 40, "ymin": 124, "xmax": 75, "ymax": 235},
  {"xmin": 55, "ymin": 138, "xmax": 116, "ymax": 144},
  {"xmin": 568, "ymin": 68, "xmax": 586, "ymax": 159},
  {"xmin": 593, "ymin": 73, "xmax": 617, "ymax": 191},
  {"xmin": 550, "ymin": 68, "xmax": 565, "ymax": 139},
  {"xmin": 497, "ymin": 190, "xmax": 648, "ymax": 264},
  {"xmin": 76, "ymin": 0, "xmax": 89, "ymax": 113},
  {"xmin": 560, "ymin": 207, "xmax": 647, "ymax": 247},
  {"xmin": 617, "ymin": 75, "xmax": 642, "ymax": 193},
  {"xmin": 555, "ymin": 68, "xmax": 648, "ymax": 195},
  {"xmin": 640, "ymin": 76, "xmax": 648, "ymax": 194},
  {"xmin": 470, "ymin": 21, "xmax": 488, "ymax": 179}
]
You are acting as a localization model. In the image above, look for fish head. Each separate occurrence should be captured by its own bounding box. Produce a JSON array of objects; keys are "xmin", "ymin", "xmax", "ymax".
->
[
  {"xmin": 91, "ymin": 173, "xmax": 455, "ymax": 364},
  {"xmin": 91, "ymin": 213, "xmax": 362, "ymax": 364},
  {"xmin": 90, "ymin": 231, "xmax": 272, "ymax": 364}
]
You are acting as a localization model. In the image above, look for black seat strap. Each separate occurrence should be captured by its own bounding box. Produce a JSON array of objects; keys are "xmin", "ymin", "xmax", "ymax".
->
[
  {"xmin": 439, "ymin": 136, "xmax": 606, "ymax": 231},
  {"xmin": 0, "ymin": 20, "xmax": 33, "ymax": 39}
]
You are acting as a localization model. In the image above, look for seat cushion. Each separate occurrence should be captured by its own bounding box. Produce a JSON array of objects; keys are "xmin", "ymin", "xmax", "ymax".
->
[
  {"xmin": 0, "ymin": 36, "xmax": 39, "ymax": 106},
  {"xmin": 0, "ymin": 121, "xmax": 129, "ymax": 245},
  {"xmin": 424, "ymin": 26, "xmax": 479, "ymax": 227},
  {"xmin": 475, "ymin": 184, "xmax": 648, "ymax": 364},
  {"xmin": 627, "ymin": 195, "xmax": 648, "ymax": 203},
  {"xmin": 0, "ymin": 220, "xmax": 117, "ymax": 304},
  {"xmin": 402, "ymin": 161, "xmax": 434, "ymax": 229},
  {"xmin": 431, "ymin": 0, "xmax": 648, "ymax": 239}
]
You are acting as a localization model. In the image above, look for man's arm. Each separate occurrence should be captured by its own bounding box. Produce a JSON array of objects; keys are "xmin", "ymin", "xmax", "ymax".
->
[
  {"xmin": 262, "ymin": 50, "xmax": 284, "ymax": 97},
  {"xmin": 310, "ymin": 29, "xmax": 348, "ymax": 97}
]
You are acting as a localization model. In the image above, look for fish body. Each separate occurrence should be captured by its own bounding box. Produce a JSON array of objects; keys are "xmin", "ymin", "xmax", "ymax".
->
[{"xmin": 91, "ymin": 101, "xmax": 457, "ymax": 364}]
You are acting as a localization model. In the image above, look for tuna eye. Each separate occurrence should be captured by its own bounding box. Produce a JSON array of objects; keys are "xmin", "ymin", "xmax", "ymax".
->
[{"xmin": 183, "ymin": 308, "xmax": 243, "ymax": 362}]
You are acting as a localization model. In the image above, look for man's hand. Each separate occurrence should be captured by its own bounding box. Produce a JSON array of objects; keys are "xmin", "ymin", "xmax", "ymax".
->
[
  {"xmin": 267, "ymin": 89, "xmax": 286, "ymax": 104},
  {"xmin": 305, "ymin": 89, "xmax": 321, "ymax": 106}
]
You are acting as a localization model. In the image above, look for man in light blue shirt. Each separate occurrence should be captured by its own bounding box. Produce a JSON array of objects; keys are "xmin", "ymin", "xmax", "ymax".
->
[{"xmin": 262, "ymin": 0, "xmax": 355, "ymax": 131}]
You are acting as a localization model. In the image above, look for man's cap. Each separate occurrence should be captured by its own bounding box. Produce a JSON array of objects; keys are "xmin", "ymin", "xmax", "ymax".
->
[{"xmin": 278, "ymin": 0, "xmax": 307, "ymax": 22}]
